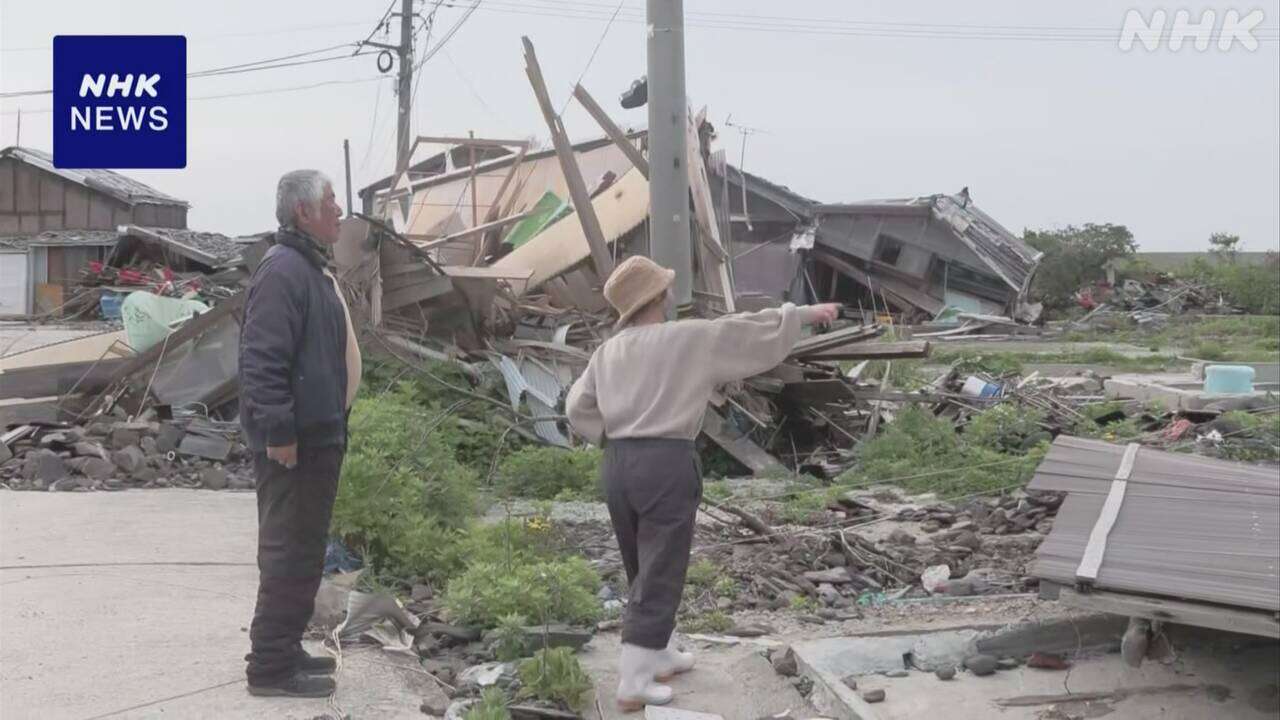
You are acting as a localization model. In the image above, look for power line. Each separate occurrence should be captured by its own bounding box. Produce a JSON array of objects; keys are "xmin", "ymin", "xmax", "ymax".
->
[
  {"xmin": 0, "ymin": 44, "xmax": 370, "ymax": 98},
  {"xmin": 0, "ymin": 18, "xmax": 383, "ymax": 54},
  {"xmin": 557, "ymin": 0, "xmax": 625, "ymax": 116},
  {"xmin": 445, "ymin": 0, "xmax": 1280, "ymax": 42}
]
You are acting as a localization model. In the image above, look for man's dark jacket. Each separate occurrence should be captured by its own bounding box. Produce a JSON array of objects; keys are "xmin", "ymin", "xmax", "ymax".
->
[{"xmin": 238, "ymin": 228, "xmax": 348, "ymax": 452}]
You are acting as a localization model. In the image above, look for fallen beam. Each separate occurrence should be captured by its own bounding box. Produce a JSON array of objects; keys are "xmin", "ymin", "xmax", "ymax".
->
[
  {"xmin": 800, "ymin": 340, "xmax": 931, "ymax": 361},
  {"xmin": 573, "ymin": 83, "xmax": 649, "ymax": 179},
  {"xmin": 523, "ymin": 37, "xmax": 614, "ymax": 280},
  {"xmin": 1054, "ymin": 585, "xmax": 1280, "ymax": 639}
]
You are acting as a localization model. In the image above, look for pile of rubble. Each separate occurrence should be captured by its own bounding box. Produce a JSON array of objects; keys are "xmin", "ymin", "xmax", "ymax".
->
[{"xmin": 1, "ymin": 416, "xmax": 251, "ymax": 492}]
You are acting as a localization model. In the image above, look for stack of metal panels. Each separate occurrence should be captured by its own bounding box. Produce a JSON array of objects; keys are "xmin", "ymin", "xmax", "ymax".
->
[{"xmin": 1030, "ymin": 435, "xmax": 1280, "ymax": 612}]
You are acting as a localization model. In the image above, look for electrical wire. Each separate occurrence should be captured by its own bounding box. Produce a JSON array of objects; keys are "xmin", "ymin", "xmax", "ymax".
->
[
  {"xmin": 445, "ymin": 0, "xmax": 1279, "ymax": 42},
  {"xmin": 0, "ymin": 44, "xmax": 370, "ymax": 98},
  {"xmin": 557, "ymin": 0, "xmax": 626, "ymax": 116}
]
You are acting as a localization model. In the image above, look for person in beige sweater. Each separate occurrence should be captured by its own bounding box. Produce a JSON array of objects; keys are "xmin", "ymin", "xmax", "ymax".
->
[{"xmin": 566, "ymin": 256, "xmax": 837, "ymax": 711}]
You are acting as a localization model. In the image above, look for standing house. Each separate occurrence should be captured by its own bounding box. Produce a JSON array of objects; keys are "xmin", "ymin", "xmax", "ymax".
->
[{"xmin": 0, "ymin": 146, "xmax": 189, "ymax": 316}]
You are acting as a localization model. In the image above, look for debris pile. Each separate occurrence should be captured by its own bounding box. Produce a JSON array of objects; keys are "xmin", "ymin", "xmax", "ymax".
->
[
  {"xmin": 0, "ymin": 416, "xmax": 251, "ymax": 492},
  {"xmin": 1074, "ymin": 276, "xmax": 1241, "ymax": 322}
]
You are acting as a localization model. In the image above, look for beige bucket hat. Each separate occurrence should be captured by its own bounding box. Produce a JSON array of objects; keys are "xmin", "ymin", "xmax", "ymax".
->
[{"xmin": 603, "ymin": 255, "xmax": 676, "ymax": 329}]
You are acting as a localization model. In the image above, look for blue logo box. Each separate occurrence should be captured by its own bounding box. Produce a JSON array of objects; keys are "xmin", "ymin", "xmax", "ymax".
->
[{"xmin": 53, "ymin": 35, "xmax": 186, "ymax": 169}]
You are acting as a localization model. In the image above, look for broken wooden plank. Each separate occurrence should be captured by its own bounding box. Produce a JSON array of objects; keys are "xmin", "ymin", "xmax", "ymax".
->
[
  {"xmin": 490, "ymin": 167, "xmax": 649, "ymax": 290},
  {"xmin": 701, "ymin": 406, "xmax": 784, "ymax": 476},
  {"xmin": 788, "ymin": 324, "xmax": 884, "ymax": 357},
  {"xmin": 573, "ymin": 83, "xmax": 649, "ymax": 179},
  {"xmin": 1055, "ymin": 585, "xmax": 1279, "ymax": 639},
  {"xmin": 800, "ymin": 340, "xmax": 931, "ymax": 361},
  {"xmin": 686, "ymin": 107, "xmax": 735, "ymax": 312},
  {"xmin": 522, "ymin": 36, "xmax": 614, "ymax": 280},
  {"xmin": 381, "ymin": 274, "xmax": 454, "ymax": 312}
]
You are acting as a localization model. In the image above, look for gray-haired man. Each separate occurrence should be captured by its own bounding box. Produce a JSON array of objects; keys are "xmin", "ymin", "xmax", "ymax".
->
[{"xmin": 238, "ymin": 170, "xmax": 361, "ymax": 697}]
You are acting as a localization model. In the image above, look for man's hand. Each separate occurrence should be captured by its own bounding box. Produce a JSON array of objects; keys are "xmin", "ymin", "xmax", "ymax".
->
[
  {"xmin": 267, "ymin": 443, "xmax": 298, "ymax": 469},
  {"xmin": 801, "ymin": 303, "xmax": 841, "ymax": 327}
]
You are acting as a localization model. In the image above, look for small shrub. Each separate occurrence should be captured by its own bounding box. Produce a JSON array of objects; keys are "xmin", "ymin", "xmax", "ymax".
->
[
  {"xmin": 463, "ymin": 687, "xmax": 511, "ymax": 720},
  {"xmin": 713, "ymin": 575, "xmax": 740, "ymax": 599},
  {"xmin": 702, "ymin": 480, "xmax": 732, "ymax": 502},
  {"xmin": 491, "ymin": 613, "xmax": 530, "ymax": 662},
  {"xmin": 789, "ymin": 594, "xmax": 819, "ymax": 613},
  {"xmin": 456, "ymin": 518, "xmax": 561, "ymax": 569},
  {"xmin": 332, "ymin": 389, "xmax": 478, "ymax": 581},
  {"xmin": 518, "ymin": 647, "xmax": 594, "ymax": 711},
  {"xmin": 682, "ymin": 609, "xmax": 733, "ymax": 633},
  {"xmin": 685, "ymin": 558, "xmax": 723, "ymax": 588},
  {"xmin": 965, "ymin": 404, "xmax": 1050, "ymax": 453},
  {"xmin": 444, "ymin": 557, "xmax": 601, "ymax": 629},
  {"xmin": 496, "ymin": 446, "xmax": 602, "ymax": 500}
]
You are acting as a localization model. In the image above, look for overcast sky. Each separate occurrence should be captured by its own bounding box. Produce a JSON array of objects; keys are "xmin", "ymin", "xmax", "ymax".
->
[{"xmin": 2, "ymin": 0, "xmax": 1278, "ymax": 251}]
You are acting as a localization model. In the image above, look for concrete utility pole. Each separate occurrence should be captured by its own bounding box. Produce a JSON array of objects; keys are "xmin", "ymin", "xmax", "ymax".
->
[
  {"xmin": 395, "ymin": 0, "xmax": 415, "ymax": 175},
  {"xmin": 647, "ymin": 0, "xmax": 692, "ymax": 308}
]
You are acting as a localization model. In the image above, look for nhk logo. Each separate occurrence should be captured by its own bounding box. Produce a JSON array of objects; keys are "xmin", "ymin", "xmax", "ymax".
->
[{"xmin": 53, "ymin": 36, "xmax": 186, "ymax": 169}]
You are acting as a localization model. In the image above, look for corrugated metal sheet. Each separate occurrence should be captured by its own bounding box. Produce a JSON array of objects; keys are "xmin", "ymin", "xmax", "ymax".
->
[
  {"xmin": 1029, "ymin": 435, "xmax": 1280, "ymax": 612},
  {"xmin": 488, "ymin": 353, "xmax": 569, "ymax": 447}
]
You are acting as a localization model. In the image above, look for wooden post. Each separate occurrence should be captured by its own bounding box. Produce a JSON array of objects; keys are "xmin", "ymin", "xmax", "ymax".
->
[
  {"xmin": 572, "ymin": 84, "xmax": 649, "ymax": 179},
  {"xmin": 522, "ymin": 37, "xmax": 614, "ymax": 280}
]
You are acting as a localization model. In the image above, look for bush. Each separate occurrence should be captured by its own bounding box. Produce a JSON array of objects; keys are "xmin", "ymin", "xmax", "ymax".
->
[
  {"xmin": 332, "ymin": 389, "xmax": 478, "ymax": 581},
  {"xmin": 463, "ymin": 687, "xmax": 511, "ymax": 720},
  {"xmin": 496, "ymin": 446, "xmax": 602, "ymax": 500},
  {"xmin": 682, "ymin": 609, "xmax": 733, "ymax": 633},
  {"xmin": 456, "ymin": 517, "xmax": 562, "ymax": 569},
  {"xmin": 491, "ymin": 613, "xmax": 531, "ymax": 662},
  {"xmin": 845, "ymin": 406, "xmax": 1045, "ymax": 496},
  {"xmin": 443, "ymin": 557, "xmax": 601, "ymax": 629},
  {"xmin": 517, "ymin": 648, "xmax": 594, "ymax": 712},
  {"xmin": 965, "ymin": 404, "xmax": 1051, "ymax": 453}
]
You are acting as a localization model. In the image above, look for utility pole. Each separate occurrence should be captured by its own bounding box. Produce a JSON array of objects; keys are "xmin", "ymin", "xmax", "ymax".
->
[
  {"xmin": 358, "ymin": 0, "xmax": 417, "ymax": 175},
  {"xmin": 395, "ymin": 0, "xmax": 415, "ymax": 175},
  {"xmin": 647, "ymin": 0, "xmax": 692, "ymax": 310},
  {"xmin": 342, "ymin": 139, "xmax": 354, "ymax": 213}
]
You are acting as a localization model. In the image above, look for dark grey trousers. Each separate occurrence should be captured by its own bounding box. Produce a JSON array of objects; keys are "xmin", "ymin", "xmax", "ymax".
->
[
  {"xmin": 603, "ymin": 438, "xmax": 702, "ymax": 650},
  {"xmin": 245, "ymin": 446, "xmax": 344, "ymax": 684}
]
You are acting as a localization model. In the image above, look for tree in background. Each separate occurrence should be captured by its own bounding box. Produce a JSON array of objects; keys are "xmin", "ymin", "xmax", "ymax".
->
[
  {"xmin": 1023, "ymin": 223, "xmax": 1138, "ymax": 311},
  {"xmin": 1184, "ymin": 233, "xmax": 1279, "ymax": 315},
  {"xmin": 1208, "ymin": 232, "xmax": 1241, "ymax": 264}
]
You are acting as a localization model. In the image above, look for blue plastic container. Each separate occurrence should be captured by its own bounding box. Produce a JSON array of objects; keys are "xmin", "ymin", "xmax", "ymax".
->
[
  {"xmin": 99, "ymin": 292, "xmax": 125, "ymax": 321},
  {"xmin": 1204, "ymin": 365, "xmax": 1255, "ymax": 395}
]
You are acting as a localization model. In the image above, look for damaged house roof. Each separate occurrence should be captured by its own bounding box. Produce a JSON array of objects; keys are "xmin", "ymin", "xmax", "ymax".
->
[
  {"xmin": 0, "ymin": 146, "xmax": 189, "ymax": 208},
  {"xmin": 111, "ymin": 225, "xmax": 257, "ymax": 269},
  {"xmin": 817, "ymin": 190, "xmax": 1042, "ymax": 294},
  {"xmin": 722, "ymin": 163, "xmax": 817, "ymax": 222}
]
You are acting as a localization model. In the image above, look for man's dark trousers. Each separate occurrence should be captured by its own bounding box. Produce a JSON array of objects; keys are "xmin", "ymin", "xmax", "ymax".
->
[{"xmin": 245, "ymin": 446, "xmax": 344, "ymax": 685}]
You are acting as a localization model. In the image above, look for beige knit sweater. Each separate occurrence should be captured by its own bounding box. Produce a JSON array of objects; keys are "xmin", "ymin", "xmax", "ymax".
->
[{"xmin": 566, "ymin": 304, "xmax": 805, "ymax": 444}]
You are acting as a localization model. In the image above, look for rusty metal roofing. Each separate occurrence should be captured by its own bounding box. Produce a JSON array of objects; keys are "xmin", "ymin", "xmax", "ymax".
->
[
  {"xmin": 816, "ymin": 191, "xmax": 1043, "ymax": 293},
  {"xmin": 0, "ymin": 146, "xmax": 188, "ymax": 207},
  {"xmin": 1029, "ymin": 435, "xmax": 1280, "ymax": 612}
]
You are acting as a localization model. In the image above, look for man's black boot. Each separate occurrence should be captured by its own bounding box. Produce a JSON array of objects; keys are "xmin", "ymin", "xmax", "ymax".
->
[
  {"xmin": 296, "ymin": 650, "xmax": 337, "ymax": 675},
  {"xmin": 247, "ymin": 671, "xmax": 336, "ymax": 698}
]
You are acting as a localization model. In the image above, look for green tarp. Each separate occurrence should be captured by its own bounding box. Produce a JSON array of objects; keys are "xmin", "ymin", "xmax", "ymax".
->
[{"xmin": 502, "ymin": 191, "xmax": 571, "ymax": 249}]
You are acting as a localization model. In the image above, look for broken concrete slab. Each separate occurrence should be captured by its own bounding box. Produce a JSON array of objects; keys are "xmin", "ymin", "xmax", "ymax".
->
[
  {"xmin": 111, "ymin": 445, "xmax": 147, "ymax": 474},
  {"xmin": 201, "ymin": 467, "xmax": 228, "ymax": 490},
  {"xmin": 21, "ymin": 449, "xmax": 65, "ymax": 483}
]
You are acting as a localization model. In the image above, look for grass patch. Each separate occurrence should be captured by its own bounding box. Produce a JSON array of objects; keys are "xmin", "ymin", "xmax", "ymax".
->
[
  {"xmin": 518, "ymin": 648, "xmax": 594, "ymax": 712},
  {"xmin": 682, "ymin": 609, "xmax": 733, "ymax": 633}
]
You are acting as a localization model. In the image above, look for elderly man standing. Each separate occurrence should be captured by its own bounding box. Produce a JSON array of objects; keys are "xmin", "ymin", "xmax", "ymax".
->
[{"xmin": 238, "ymin": 170, "xmax": 361, "ymax": 697}]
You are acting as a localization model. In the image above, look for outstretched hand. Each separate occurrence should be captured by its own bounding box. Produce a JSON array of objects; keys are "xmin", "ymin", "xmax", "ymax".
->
[
  {"xmin": 267, "ymin": 443, "xmax": 298, "ymax": 469},
  {"xmin": 801, "ymin": 303, "xmax": 841, "ymax": 327}
]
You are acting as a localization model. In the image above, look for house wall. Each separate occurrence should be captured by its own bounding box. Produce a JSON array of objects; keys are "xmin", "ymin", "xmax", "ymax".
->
[
  {"xmin": 0, "ymin": 157, "xmax": 186, "ymax": 234},
  {"xmin": 729, "ymin": 222, "xmax": 804, "ymax": 301},
  {"xmin": 816, "ymin": 211, "xmax": 1012, "ymax": 301}
]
